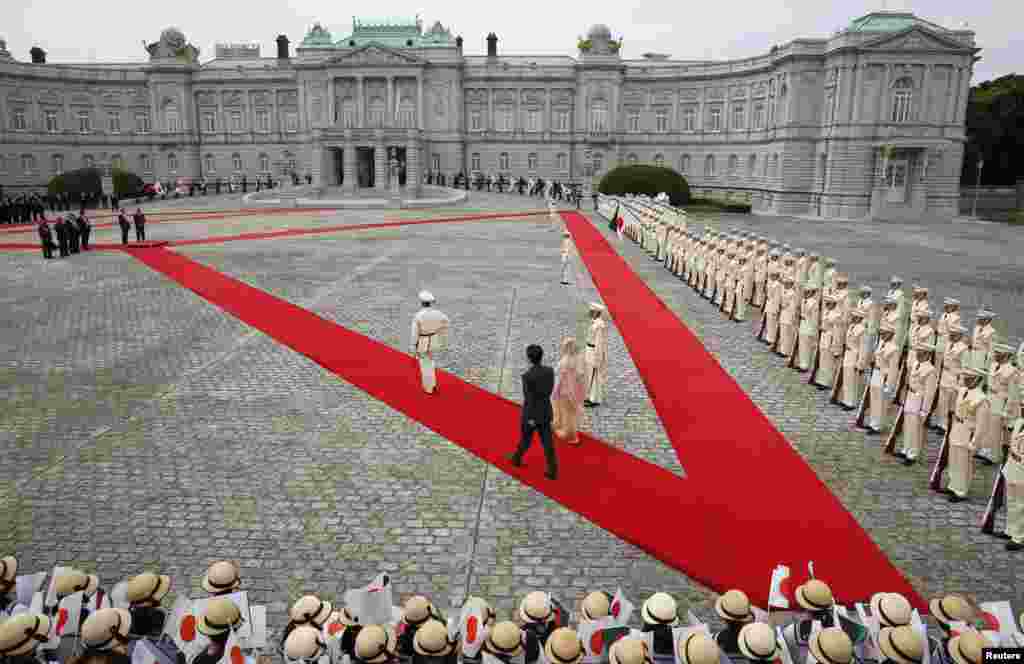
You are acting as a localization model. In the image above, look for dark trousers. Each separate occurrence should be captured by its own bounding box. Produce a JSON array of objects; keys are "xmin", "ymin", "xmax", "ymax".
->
[
  {"xmin": 81, "ymin": 231, "xmax": 89, "ymax": 250},
  {"xmin": 512, "ymin": 419, "xmax": 558, "ymax": 474},
  {"xmin": 121, "ymin": 227, "xmax": 130, "ymax": 244},
  {"xmin": 58, "ymin": 236, "xmax": 68, "ymax": 257},
  {"xmin": 136, "ymin": 226, "xmax": 145, "ymax": 241},
  {"xmin": 41, "ymin": 241, "xmax": 53, "ymax": 259}
]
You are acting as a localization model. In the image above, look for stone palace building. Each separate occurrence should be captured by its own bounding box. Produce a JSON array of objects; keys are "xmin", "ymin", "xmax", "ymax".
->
[{"xmin": 0, "ymin": 11, "xmax": 978, "ymax": 220}]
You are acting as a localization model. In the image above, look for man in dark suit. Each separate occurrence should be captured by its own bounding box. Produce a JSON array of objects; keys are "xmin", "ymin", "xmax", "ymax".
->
[{"xmin": 507, "ymin": 344, "xmax": 558, "ymax": 480}]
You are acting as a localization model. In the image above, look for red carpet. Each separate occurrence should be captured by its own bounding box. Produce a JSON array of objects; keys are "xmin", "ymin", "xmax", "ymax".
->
[
  {"xmin": 560, "ymin": 211, "xmax": 925, "ymax": 610},
  {"xmin": 128, "ymin": 246, "xmax": 711, "ymax": 584}
]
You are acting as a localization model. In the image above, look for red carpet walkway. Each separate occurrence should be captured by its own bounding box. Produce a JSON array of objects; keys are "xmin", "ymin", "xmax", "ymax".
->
[{"xmin": 560, "ymin": 211, "xmax": 924, "ymax": 610}]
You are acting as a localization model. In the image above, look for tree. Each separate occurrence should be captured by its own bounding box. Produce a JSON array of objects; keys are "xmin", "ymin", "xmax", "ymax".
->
[
  {"xmin": 962, "ymin": 73, "xmax": 1024, "ymax": 186},
  {"xmin": 47, "ymin": 167, "xmax": 102, "ymax": 197},
  {"xmin": 112, "ymin": 168, "xmax": 145, "ymax": 198},
  {"xmin": 598, "ymin": 164, "xmax": 690, "ymax": 206}
]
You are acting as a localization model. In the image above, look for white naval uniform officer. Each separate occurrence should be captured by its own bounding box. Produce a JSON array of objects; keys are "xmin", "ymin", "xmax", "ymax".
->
[
  {"xmin": 411, "ymin": 291, "xmax": 450, "ymax": 394},
  {"xmin": 584, "ymin": 303, "xmax": 609, "ymax": 407},
  {"xmin": 560, "ymin": 230, "xmax": 575, "ymax": 285}
]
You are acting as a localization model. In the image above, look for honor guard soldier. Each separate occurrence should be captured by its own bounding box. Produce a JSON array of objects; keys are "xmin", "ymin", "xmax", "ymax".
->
[
  {"xmin": 970, "ymin": 310, "xmax": 997, "ymax": 371},
  {"xmin": 577, "ymin": 592, "xmax": 612, "ymax": 623},
  {"xmin": 936, "ymin": 326, "xmax": 969, "ymax": 432},
  {"xmin": 721, "ymin": 252, "xmax": 736, "ymax": 315},
  {"xmin": 411, "ymin": 292, "xmax": 450, "ymax": 395},
  {"xmin": 399, "ymin": 596, "xmax": 445, "ymax": 658},
  {"xmin": 752, "ymin": 247, "xmax": 768, "ymax": 308},
  {"xmin": 733, "ymin": 256, "xmax": 752, "ymax": 322},
  {"xmin": 743, "ymin": 242, "xmax": 757, "ymax": 302},
  {"xmin": 893, "ymin": 343, "xmax": 939, "ymax": 465},
  {"xmin": 911, "ymin": 286, "xmax": 931, "ymax": 318},
  {"xmin": 822, "ymin": 258, "xmax": 838, "ymax": 296},
  {"xmin": 830, "ymin": 275, "xmax": 850, "ymax": 322},
  {"xmin": 781, "ymin": 255, "xmax": 797, "ymax": 287},
  {"xmin": 855, "ymin": 286, "xmax": 876, "ymax": 359},
  {"xmin": 941, "ymin": 368, "xmax": 990, "ymax": 502},
  {"xmin": 712, "ymin": 590, "xmax": 754, "ymax": 656},
  {"xmin": 560, "ymin": 230, "xmax": 574, "ymax": 285},
  {"xmin": 639, "ymin": 593, "xmax": 678, "ymax": 658},
  {"xmin": 808, "ymin": 629, "xmax": 853, "ymax": 664},
  {"xmin": 835, "ymin": 308, "xmax": 868, "ymax": 410},
  {"xmin": 811, "ymin": 297, "xmax": 843, "ymax": 390},
  {"xmin": 805, "ymin": 254, "xmax": 823, "ymax": 289},
  {"xmin": 286, "ymin": 625, "xmax": 331, "ymax": 664},
  {"xmin": 879, "ymin": 298, "xmax": 901, "ymax": 348},
  {"xmin": 482, "ymin": 621, "xmax": 526, "ymax": 664},
  {"xmin": 284, "ymin": 595, "xmax": 334, "ymax": 649},
  {"xmin": 125, "ymin": 571, "xmax": 172, "ymax": 637},
  {"xmin": 859, "ymin": 323, "xmax": 900, "ymax": 434},
  {"xmin": 778, "ymin": 277, "xmax": 799, "ymax": 358},
  {"xmin": 935, "ymin": 299, "xmax": 962, "ymax": 375},
  {"xmin": 202, "ymin": 560, "xmax": 242, "ymax": 596},
  {"xmin": 0, "ymin": 555, "xmax": 16, "ymax": 613},
  {"xmin": 978, "ymin": 344, "xmax": 1019, "ymax": 465},
  {"xmin": 782, "ymin": 579, "xmax": 836, "ymax": 657},
  {"xmin": 584, "ymin": 304, "xmax": 609, "ymax": 408},
  {"xmin": 901, "ymin": 310, "xmax": 937, "ymax": 402},
  {"xmin": 736, "ymin": 623, "xmax": 779, "ymax": 663},
  {"xmin": 1002, "ymin": 400, "xmax": 1024, "ymax": 551},
  {"xmin": 544, "ymin": 629, "xmax": 583, "ymax": 664},
  {"xmin": 795, "ymin": 285, "xmax": 821, "ymax": 372},
  {"xmin": 714, "ymin": 249, "xmax": 729, "ymax": 307},
  {"xmin": 519, "ymin": 592, "xmax": 557, "ymax": 649},
  {"xmin": 0, "ymin": 612, "xmax": 51, "ymax": 662},
  {"xmin": 80, "ymin": 607, "xmax": 134, "ymax": 655},
  {"xmin": 794, "ymin": 248, "xmax": 810, "ymax": 289},
  {"xmin": 354, "ymin": 625, "xmax": 399, "ymax": 664},
  {"xmin": 877, "ymin": 626, "xmax": 925, "ymax": 664},
  {"xmin": 759, "ymin": 272, "xmax": 782, "ymax": 346},
  {"xmin": 869, "ymin": 593, "xmax": 912, "ymax": 629},
  {"xmin": 887, "ymin": 276, "xmax": 906, "ymax": 317},
  {"xmin": 412, "ymin": 620, "xmax": 458, "ymax": 664}
]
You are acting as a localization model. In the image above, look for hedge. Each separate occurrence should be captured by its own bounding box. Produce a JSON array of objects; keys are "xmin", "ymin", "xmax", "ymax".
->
[
  {"xmin": 688, "ymin": 196, "xmax": 752, "ymax": 213},
  {"xmin": 47, "ymin": 168, "xmax": 102, "ymax": 197},
  {"xmin": 598, "ymin": 165, "xmax": 690, "ymax": 206}
]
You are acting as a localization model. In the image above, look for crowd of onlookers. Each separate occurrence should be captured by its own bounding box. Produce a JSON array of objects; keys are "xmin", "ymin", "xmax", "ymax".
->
[{"xmin": 1, "ymin": 555, "xmax": 1019, "ymax": 664}]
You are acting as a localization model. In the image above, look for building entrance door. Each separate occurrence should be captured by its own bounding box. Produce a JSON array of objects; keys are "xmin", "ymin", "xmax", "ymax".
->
[
  {"xmin": 357, "ymin": 147, "xmax": 375, "ymax": 188},
  {"xmin": 390, "ymin": 147, "xmax": 407, "ymax": 186},
  {"xmin": 886, "ymin": 159, "xmax": 908, "ymax": 203},
  {"xmin": 332, "ymin": 148, "xmax": 344, "ymax": 187}
]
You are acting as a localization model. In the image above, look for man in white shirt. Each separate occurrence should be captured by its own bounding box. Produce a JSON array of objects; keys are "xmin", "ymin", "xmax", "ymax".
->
[{"xmin": 411, "ymin": 291, "xmax": 450, "ymax": 394}]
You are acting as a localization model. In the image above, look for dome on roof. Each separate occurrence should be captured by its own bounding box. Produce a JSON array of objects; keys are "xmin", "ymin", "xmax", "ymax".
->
[
  {"xmin": 587, "ymin": 24, "xmax": 612, "ymax": 39},
  {"xmin": 160, "ymin": 27, "xmax": 186, "ymax": 49}
]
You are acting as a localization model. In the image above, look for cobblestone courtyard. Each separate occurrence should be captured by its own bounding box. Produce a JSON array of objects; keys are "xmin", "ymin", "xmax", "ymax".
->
[{"xmin": 1, "ymin": 194, "xmax": 1021, "ymax": 643}]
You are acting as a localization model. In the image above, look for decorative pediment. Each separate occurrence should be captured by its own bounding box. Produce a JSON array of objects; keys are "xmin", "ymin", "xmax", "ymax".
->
[
  {"xmin": 860, "ymin": 26, "xmax": 971, "ymax": 52},
  {"xmin": 327, "ymin": 43, "xmax": 424, "ymax": 66}
]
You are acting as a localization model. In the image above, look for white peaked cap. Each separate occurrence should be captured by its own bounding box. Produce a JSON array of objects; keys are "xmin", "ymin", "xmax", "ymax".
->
[{"xmin": 419, "ymin": 291, "xmax": 435, "ymax": 303}]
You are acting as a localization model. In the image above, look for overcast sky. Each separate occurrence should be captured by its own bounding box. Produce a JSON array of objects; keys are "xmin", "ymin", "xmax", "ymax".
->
[{"xmin": 4, "ymin": 0, "xmax": 1019, "ymax": 83}]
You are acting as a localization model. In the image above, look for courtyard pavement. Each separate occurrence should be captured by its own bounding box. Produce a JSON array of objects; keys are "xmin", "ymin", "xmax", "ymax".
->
[{"xmin": 0, "ymin": 192, "xmax": 1020, "ymax": 647}]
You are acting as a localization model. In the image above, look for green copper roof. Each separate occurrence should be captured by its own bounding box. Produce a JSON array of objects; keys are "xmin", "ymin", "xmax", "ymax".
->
[
  {"xmin": 303, "ymin": 16, "xmax": 456, "ymax": 48},
  {"xmin": 846, "ymin": 11, "xmax": 948, "ymax": 33}
]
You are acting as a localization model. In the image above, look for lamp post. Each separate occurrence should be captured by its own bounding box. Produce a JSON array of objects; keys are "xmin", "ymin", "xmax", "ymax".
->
[{"xmin": 971, "ymin": 158, "xmax": 984, "ymax": 219}]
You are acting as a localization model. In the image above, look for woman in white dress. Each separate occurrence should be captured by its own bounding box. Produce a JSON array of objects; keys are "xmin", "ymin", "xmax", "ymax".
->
[{"xmin": 552, "ymin": 337, "xmax": 587, "ymax": 445}]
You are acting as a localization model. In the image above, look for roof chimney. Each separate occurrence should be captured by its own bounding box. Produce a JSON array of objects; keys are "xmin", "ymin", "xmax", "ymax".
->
[
  {"xmin": 276, "ymin": 35, "xmax": 290, "ymax": 59},
  {"xmin": 30, "ymin": 46, "xmax": 45, "ymax": 64},
  {"xmin": 486, "ymin": 32, "xmax": 498, "ymax": 58},
  {"xmin": 455, "ymin": 35, "xmax": 463, "ymax": 52}
]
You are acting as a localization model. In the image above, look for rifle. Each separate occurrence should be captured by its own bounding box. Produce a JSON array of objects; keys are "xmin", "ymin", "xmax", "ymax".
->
[
  {"xmin": 756, "ymin": 308, "xmax": 768, "ymax": 342},
  {"xmin": 829, "ymin": 358, "xmax": 847, "ymax": 406},
  {"xmin": 786, "ymin": 296, "xmax": 806, "ymax": 369},
  {"xmin": 807, "ymin": 329, "xmax": 823, "ymax": 385},
  {"xmin": 884, "ymin": 404, "xmax": 904, "ymax": 455},
  {"xmin": 980, "ymin": 448, "xmax": 1008, "ymax": 535},
  {"xmin": 929, "ymin": 410, "xmax": 954, "ymax": 491}
]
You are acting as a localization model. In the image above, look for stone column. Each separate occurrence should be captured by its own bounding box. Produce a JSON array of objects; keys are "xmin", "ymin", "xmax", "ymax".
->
[
  {"xmin": 328, "ymin": 76, "xmax": 336, "ymax": 127},
  {"xmin": 407, "ymin": 130, "xmax": 421, "ymax": 197},
  {"xmin": 880, "ymin": 64, "xmax": 892, "ymax": 123},
  {"xmin": 544, "ymin": 88, "xmax": 552, "ymax": 139},
  {"xmin": 387, "ymin": 76, "xmax": 394, "ymax": 128},
  {"xmin": 343, "ymin": 130, "xmax": 356, "ymax": 194},
  {"xmin": 297, "ymin": 79, "xmax": 307, "ymax": 133},
  {"xmin": 945, "ymin": 67, "xmax": 960, "ymax": 125},
  {"xmin": 487, "ymin": 88, "xmax": 494, "ymax": 131},
  {"xmin": 374, "ymin": 129, "xmax": 386, "ymax": 191},
  {"xmin": 310, "ymin": 136, "xmax": 326, "ymax": 187},
  {"xmin": 851, "ymin": 65, "xmax": 865, "ymax": 123},
  {"xmin": 357, "ymin": 76, "xmax": 365, "ymax": 127},
  {"xmin": 417, "ymin": 74, "xmax": 424, "ymax": 131},
  {"xmin": 955, "ymin": 66, "xmax": 971, "ymax": 125},
  {"xmin": 516, "ymin": 87, "xmax": 522, "ymax": 135}
]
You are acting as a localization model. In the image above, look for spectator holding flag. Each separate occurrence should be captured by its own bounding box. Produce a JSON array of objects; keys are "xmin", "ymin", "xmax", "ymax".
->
[
  {"xmin": 639, "ymin": 593, "xmax": 678, "ymax": 658},
  {"xmin": 712, "ymin": 590, "xmax": 754, "ymax": 656}
]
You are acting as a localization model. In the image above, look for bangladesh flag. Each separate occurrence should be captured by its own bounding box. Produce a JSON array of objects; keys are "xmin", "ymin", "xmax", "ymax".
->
[{"xmin": 586, "ymin": 626, "xmax": 631, "ymax": 659}]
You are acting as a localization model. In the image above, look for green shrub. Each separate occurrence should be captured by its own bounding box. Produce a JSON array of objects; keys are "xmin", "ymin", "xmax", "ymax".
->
[
  {"xmin": 112, "ymin": 169, "xmax": 145, "ymax": 198},
  {"xmin": 47, "ymin": 167, "xmax": 102, "ymax": 197},
  {"xmin": 688, "ymin": 196, "xmax": 752, "ymax": 214},
  {"xmin": 1009, "ymin": 209, "xmax": 1024, "ymax": 225},
  {"xmin": 598, "ymin": 165, "xmax": 690, "ymax": 206}
]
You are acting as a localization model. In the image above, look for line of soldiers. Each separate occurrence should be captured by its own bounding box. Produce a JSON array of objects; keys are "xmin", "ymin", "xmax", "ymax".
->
[
  {"xmin": 3, "ymin": 554, "xmax": 1016, "ymax": 664},
  {"xmin": 37, "ymin": 214, "xmax": 92, "ymax": 259},
  {"xmin": 598, "ymin": 194, "xmax": 1024, "ymax": 550}
]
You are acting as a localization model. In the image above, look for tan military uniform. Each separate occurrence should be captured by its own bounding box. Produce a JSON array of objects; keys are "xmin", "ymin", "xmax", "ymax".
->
[
  {"xmin": 765, "ymin": 278, "xmax": 782, "ymax": 344},
  {"xmin": 813, "ymin": 303, "xmax": 843, "ymax": 388},
  {"xmin": 979, "ymin": 358, "xmax": 1020, "ymax": 464},
  {"xmin": 779, "ymin": 283, "xmax": 799, "ymax": 357},
  {"xmin": 902, "ymin": 356, "xmax": 939, "ymax": 461},
  {"xmin": 797, "ymin": 291, "xmax": 821, "ymax": 370},
  {"xmin": 971, "ymin": 321, "xmax": 995, "ymax": 371},
  {"xmin": 935, "ymin": 306, "xmax": 961, "ymax": 374},
  {"xmin": 937, "ymin": 337, "xmax": 970, "ymax": 429},
  {"xmin": 947, "ymin": 383, "xmax": 990, "ymax": 498},
  {"xmin": 869, "ymin": 335, "xmax": 901, "ymax": 432},
  {"xmin": 842, "ymin": 317, "xmax": 867, "ymax": 408},
  {"xmin": 1003, "ymin": 414, "xmax": 1024, "ymax": 544}
]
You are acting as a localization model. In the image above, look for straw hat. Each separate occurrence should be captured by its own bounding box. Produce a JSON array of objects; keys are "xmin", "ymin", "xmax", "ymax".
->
[
  {"xmin": 580, "ymin": 592, "xmax": 611, "ymax": 622},
  {"xmin": 994, "ymin": 343, "xmax": 1015, "ymax": 356},
  {"xmin": 197, "ymin": 598, "xmax": 243, "ymax": 637},
  {"xmin": 677, "ymin": 632, "xmax": 720, "ymax": 664},
  {"xmin": 947, "ymin": 630, "xmax": 990, "ymax": 664},
  {"xmin": 869, "ymin": 593, "xmax": 912, "ymax": 628},
  {"xmin": 943, "ymin": 298, "xmax": 960, "ymax": 307},
  {"xmin": 81, "ymin": 608, "xmax": 133, "ymax": 651},
  {"xmin": 0, "ymin": 614, "xmax": 51, "ymax": 656},
  {"xmin": 929, "ymin": 595, "xmax": 972, "ymax": 627},
  {"xmin": 913, "ymin": 342, "xmax": 937, "ymax": 353},
  {"xmin": 835, "ymin": 274, "xmax": 849, "ymax": 284},
  {"xmin": 589, "ymin": 303, "xmax": 605, "ymax": 313},
  {"xmin": 285, "ymin": 625, "xmax": 326, "ymax": 661},
  {"xmin": 0, "ymin": 556, "xmax": 16, "ymax": 589},
  {"xmin": 413, "ymin": 620, "xmax": 455, "ymax": 658},
  {"xmin": 125, "ymin": 573, "xmax": 172, "ymax": 607},
  {"xmin": 403, "ymin": 596, "xmax": 436, "ymax": 627},
  {"xmin": 202, "ymin": 561, "xmax": 241, "ymax": 594},
  {"xmin": 483, "ymin": 621, "xmax": 523, "ymax": 658},
  {"xmin": 354, "ymin": 625, "xmax": 397, "ymax": 664},
  {"xmin": 878, "ymin": 626, "xmax": 923, "ymax": 664},
  {"xmin": 640, "ymin": 592, "xmax": 678, "ymax": 626},
  {"xmin": 54, "ymin": 570, "xmax": 100, "ymax": 597},
  {"xmin": 850, "ymin": 308, "xmax": 866, "ymax": 319},
  {"xmin": 737, "ymin": 623, "xmax": 778, "ymax": 661},
  {"xmin": 977, "ymin": 310, "xmax": 996, "ymax": 320},
  {"xmin": 520, "ymin": 591, "xmax": 554, "ymax": 624},
  {"xmin": 544, "ymin": 628, "xmax": 584, "ymax": 664},
  {"xmin": 290, "ymin": 595, "xmax": 333, "ymax": 628},
  {"xmin": 809, "ymin": 628, "xmax": 853, "ymax": 664},
  {"xmin": 609, "ymin": 638, "xmax": 649, "ymax": 664},
  {"xmin": 714, "ymin": 590, "xmax": 754, "ymax": 624}
]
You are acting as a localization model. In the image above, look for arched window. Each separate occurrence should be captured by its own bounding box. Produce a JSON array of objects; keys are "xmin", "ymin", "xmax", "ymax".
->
[
  {"xmin": 704, "ymin": 155, "xmax": 715, "ymax": 177},
  {"xmin": 398, "ymin": 98, "xmax": 415, "ymax": 128},
  {"xmin": 471, "ymin": 153, "xmax": 481, "ymax": 172},
  {"xmin": 204, "ymin": 154, "xmax": 216, "ymax": 173},
  {"xmin": 52, "ymin": 154, "xmax": 64, "ymax": 175},
  {"xmin": 527, "ymin": 153, "xmax": 538, "ymax": 171},
  {"xmin": 259, "ymin": 154, "xmax": 270, "ymax": 173},
  {"xmin": 499, "ymin": 152, "xmax": 510, "ymax": 170},
  {"xmin": 891, "ymin": 77, "xmax": 913, "ymax": 123},
  {"xmin": 748, "ymin": 154, "xmax": 757, "ymax": 177},
  {"xmin": 341, "ymin": 98, "xmax": 356, "ymax": 128},
  {"xmin": 368, "ymin": 98, "xmax": 385, "ymax": 128},
  {"xmin": 590, "ymin": 99, "xmax": 609, "ymax": 132},
  {"xmin": 728, "ymin": 155, "xmax": 738, "ymax": 176},
  {"xmin": 771, "ymin": 153, "xmax": 779, "ymax": 178},
  {"xmin": 653, "ymin": 153, "xmax": 664, "ymax": 167},
  {"xmin": 21, "ymin": 154, "xmax": 36, "ymax": 173},
  {"xmin": 627, "ymin": 153, "xmax": 638, "ymax": 164},
  {"xmin": 593, "ymin": 152, "xmax": 603, "ymax": 172},
  {"xmin": 556, "ymin": 153, "xmax": 567, "ymax": 171},
  {"xmin": 168, "ymin": 153, "xmax": 178, "ymax": 172},
  {"xmin": 83, "ymin": 154, "xmax": 95, "ymax": 168},
  {"xmin": 232, "ymin": 153, "xmax": 243, "ymax": 171},
  {"xmin": 680, "ymin": 154, "xmax": 690, "ymax": 174},
  {"xmin": 140, "ymin": 154, "xmax": 152, "ymax": 173}
]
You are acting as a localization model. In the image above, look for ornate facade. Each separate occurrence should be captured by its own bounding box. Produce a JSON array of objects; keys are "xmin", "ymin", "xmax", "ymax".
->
[{"xmin": 0, "ymin": 11, "xmax": 978, "ymax": 220}]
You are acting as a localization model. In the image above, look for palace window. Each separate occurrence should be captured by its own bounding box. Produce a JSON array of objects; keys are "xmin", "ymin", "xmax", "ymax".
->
[
  {"xmin": 705, "ymin": 155, "xmax": 716, "ymax": 177},
  {"xmin": 732, "ymin": 105, "xmax": 745, "ymax": 130},
  {"xmin": 230, "ymin": 111, "xmax": 243, "ymax": 132},
  {"xmin": 369, "ymin": 99, "xmax": 385, "ymax": 128},
  {"xmin": 232, "ymin": 153, "xmax": 242, "ymax": 171},
  {"xmin": 45, "ymin": 111, "xmax": 59, "ymax": 133},
  {"xmin": 627, "ymin": 112, "xmax": 640, "ymax": 132},
  {"xmin": 203, "ymin": 113, "xmax": 216, "ymax": 133},
  {"xmin": 21, "ymin": 154, "xmax": 35, "ymax": 173},
  {"xmin": 891, "ymin": 77, "xmax": 913, "ymax": 123},
  {"xmin": 256, "ymin": 110, "xmax": 270, "ymax": 132},
  {"xmin": 52, "ymin": 154, "xmax": 63, "ymax": 175},
  {"xmin": 168, "ymin": 153, "xmax": 178, "ymax": 172},
  {"xmin": 728, "ymin": 155, "xmax": 738, "ymax": 176},
  {"xmin": 166, "ymin": 110, "xmax": 179, "ymax": 133},
  {"xmin": 709, "ymin": 108, "xmax": 722, "ymax": 132},
  {"xmin": 590, "ymin": 104, "xmax": 608, "ymax": 132},
  {"xmin": 556, "ymin": 153, "xmax": 567, "ymax": 171},
  {"xmin": 771, "ymin": 153, "xmax": 779, "ymax": 177},
  {"xmin": 287, "ymin": 156, "xmax": 297, "ymax": 172},
  {"xmin": 526, "ymin": 110, "xmax": 541, "ymax": 132},
  {"xmin": 470, "ymin": 110, "xmax": 483, "ymax": 131},
  {"xmin": 762, "ymin": 153, "xmax": 769, "ymax": 177},
  {"xmin": 285, "ymin": 112, "xmax": 299, "ymax": 133},
  {"xmin": 77, "ymin": 111, "xmax": 91, "ymax": 134},
  {"xmin": 108, "ymin": 112, "xmax": 121, "ymax": 134},
  {"xmin": 753, "ymin": 103, "xmax": 765, "ymax": 130},
  {"xmin": 593, "ymin": 152, "xmax": 603, "ymax": 172},
  {"xmin": 431, "ymin": 154, "xmax": 440, "ymax": 171},
  {"xmin": 654, "ymin": 153, "xmax": 664, "ymax": 167},
  {"xmin": 111, "ymin": 154, "xmax": 124, "ymax": 170},
  {"xmin": 748, "ymin": 154, "xmax": 757, "ymax": 177},
  {"xmin": 471, "ymin": 153, "xmax": 481, "ymax": 172},
  {"xmin": 204, "ymin": 154, "xmax": 216, "ymax": 173},
  {"xmin": 83, "ymin": 154, "xmax": 95, "ymax": 168},
  {"xmin": 141, "ymin": 154, "xmax": 152, "ymax": 173},
  {"xmin": 527, "ymin": 153, "xmax": 538, "ymax": 170},
  {"xmin": 397, "ymin": 103, "xmax": 415, "ymax": 129},
  {"xmin": 555, "ymin": 110, "xmax": 569, "ymax": 131},
  {"xmin": 655, "ymin": 110, "xmax": 669, "ymax": 132},
  {"xmin": 13, "ymin": 109, "xmax": 26, "ymax": 131},
  {"xmin": 136, "ymin": 113, "xmax": 150, "ymax": 134},
  {"xmin": 499, "ymin": 152, "xmax": 510, "ymax": 170},
  {"xmin": 627, "ymin": 153, "xmax": 638, "ymax": 164},
  {"xmin": 680, "ymin": 154, "xmax": 690, "ymax": 174},
  {"xmin": 342, "ymin": 100, "xmax": 356, "ymax": 128},
  {"xmin": 259, "ymin": 154, "xmax": 270, "ymax": 173},
  {"xmin": 496, "ymin": 109, "xmax": 513, "ymax": 132},
  {"xmin": 682, "ymin": 107, "xmax": 695, "ymax": 132}
]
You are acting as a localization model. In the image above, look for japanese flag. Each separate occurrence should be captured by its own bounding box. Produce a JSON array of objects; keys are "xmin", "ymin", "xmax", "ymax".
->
[
  {"xmin": 460, "ymin": 601, "xmax": 488, "ymax": 658},
  {"xmin": 221, "ymin": 628, "xmax": 246, "ymax": 664},
  {"xmin": 579, "ymin": 618, "xmax": 630, "ymax": 659},
  {"xmin": 768, "ymin": 566, "xmax": 793, "ymax": 610},
  {"xmin": 977, "ymin": 602, "xmax": 1017, "ymax": 639},
  {"xmin": 323, "ymin": 613, "xmax": 347, "ymax": 641},
  {"xmin": 167, "ymin": 595, "xmax": 209, "ymax": 662},
  {"xmin": 54, "ymin": 591, "xmax": 85, "ymax": 637},
  {"xmin": 609, "ymin": 589, "xmax": 634, "ymax": 627}
]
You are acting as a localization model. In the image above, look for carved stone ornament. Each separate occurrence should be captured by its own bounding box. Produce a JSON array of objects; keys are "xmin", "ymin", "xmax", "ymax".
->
[{"xmin": 336, "ymin": 46, "xmax": 416, "ymax": 66}]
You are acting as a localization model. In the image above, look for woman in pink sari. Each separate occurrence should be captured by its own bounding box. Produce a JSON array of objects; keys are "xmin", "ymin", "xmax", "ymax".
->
[{"xmin": 552, "ymin": 337, "xmax": 586, "ymax": 445}]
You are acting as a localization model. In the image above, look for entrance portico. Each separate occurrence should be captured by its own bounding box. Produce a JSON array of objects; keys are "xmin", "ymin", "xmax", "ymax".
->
[
  {"xmin": 869, "ymin": 139, "xmax": 956, "ymax": 221},
  {"xmin": 315, "ymin": 128, "xmax": 422, "ymax": 196}
]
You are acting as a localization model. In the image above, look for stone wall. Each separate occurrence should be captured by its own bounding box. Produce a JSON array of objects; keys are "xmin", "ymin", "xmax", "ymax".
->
[{"xmin": 958, "ymin": 186, "xmax": 1021, "ymax": 220}]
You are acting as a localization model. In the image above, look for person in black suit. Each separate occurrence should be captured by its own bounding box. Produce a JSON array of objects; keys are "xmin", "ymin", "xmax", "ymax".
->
[{"xmin": 508, "ymin": 344, "xmax": 558, "ymax": 480}]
